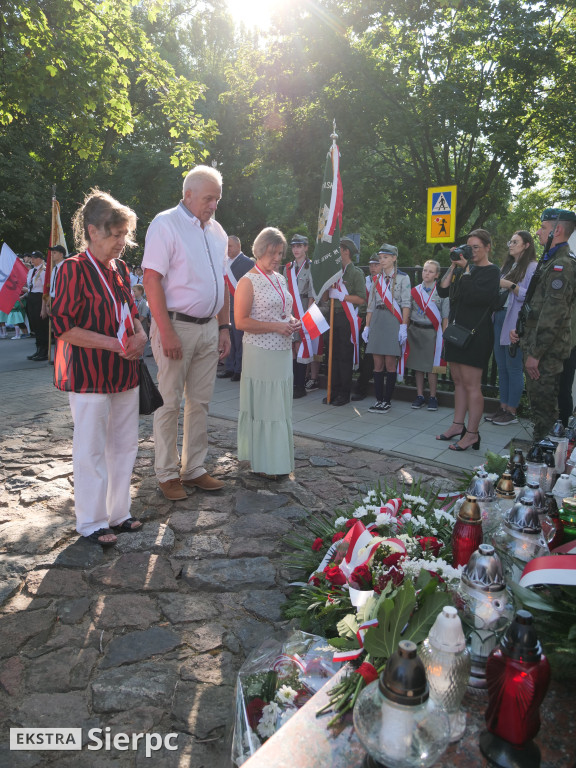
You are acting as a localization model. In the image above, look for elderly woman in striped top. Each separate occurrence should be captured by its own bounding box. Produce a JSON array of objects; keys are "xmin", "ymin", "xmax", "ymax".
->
[{"xmin": 51, "ymin": 189, "xmax": 147, "ymax": 547}]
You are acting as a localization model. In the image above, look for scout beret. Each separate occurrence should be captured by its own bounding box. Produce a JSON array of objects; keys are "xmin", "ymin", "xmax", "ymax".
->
[
  {"xmin": 541, "ymin": 208, "xmax": 576, "ymax": 223},
  {"xmin": 340, "ymin": 237, "xmax": 359, "ymax": 256},
  {"xmin": 290, "ymin": 234, "xmax": 308, "ymax": 245},
  {"xmin": 377, "ymin": 243, "xmax": 398, "ymax": 257}
]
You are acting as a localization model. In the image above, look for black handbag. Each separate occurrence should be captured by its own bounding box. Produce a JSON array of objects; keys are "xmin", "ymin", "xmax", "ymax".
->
[
  {"xmin": 442, "ymin": 322, "xmax": 474, "ymax": 349},
  {"xmin": 139, "ymin": 360, "xmax": 163, "ymax": 415}
]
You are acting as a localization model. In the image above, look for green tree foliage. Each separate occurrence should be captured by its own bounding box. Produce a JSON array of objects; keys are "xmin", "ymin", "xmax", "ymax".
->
[
  {"xmin": 0, "ymin": 0, "xmax": 218, "ymax": 250},
  {"xmin": 218, "ymin": 0, "xmax": 576, "ymax": 263}
]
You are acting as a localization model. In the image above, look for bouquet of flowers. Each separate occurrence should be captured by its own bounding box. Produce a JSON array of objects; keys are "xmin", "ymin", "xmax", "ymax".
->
[
  {"xmin": 231, "ymin": 630, "xmax": 341, "ymax": 765},
  {"xmin": 282, "ymin": 482, "xmax": 463, "ymax": 722}
]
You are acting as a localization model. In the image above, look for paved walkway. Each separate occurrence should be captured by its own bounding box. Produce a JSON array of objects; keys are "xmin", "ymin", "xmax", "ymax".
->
[{"xmin": 0, "ymin": 337, "xmax": 521, "ymax": 767}]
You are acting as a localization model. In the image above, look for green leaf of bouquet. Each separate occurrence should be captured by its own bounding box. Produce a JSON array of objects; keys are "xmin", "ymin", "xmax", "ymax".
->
[
  {"xmin": 509, "ymin": 581, "xmax": 560, "ymax": 613},
  {"xmin": 337, "ymin": 614, "xmax": 359, "ymax": 641},
  {"xmin": 404, "ymin": 590, "xmax": 451, "ymax": 645},
  {"xmin": 363, "ymin": 583, "xmax": 416, "ymax": 659},
  {"xmin": 328, "ymin": 636, "xmax": 360, "ymax": 650}
]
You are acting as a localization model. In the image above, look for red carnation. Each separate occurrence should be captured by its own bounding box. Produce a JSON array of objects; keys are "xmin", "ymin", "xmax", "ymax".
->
[
  {"xmin": 312, "ymin": 537, "xmax": 324, "ymax": 551},
  {"xmin": 374, "ymin": 565, "xmax": 404, "ymax": 594},
  {"xmin": 310, "ymin": 575, "xmax": 321, "ymax": 587},
  {"xmin": 381, "ymin": 551, "xmax": 403, "ymax": 568},
  {"xmin": 246, "ymin": 697, "xmax": 267, "ymax": 729},
  {"xmin": 418, "ymin": 536, "xmax": 442, "ymax": 557},
  {"xmin": 345, "ymin": 519, "xmax": 356, "ymax": 529},
  {"xmin": 332, "ymin": 532, "xmax": 345, "ymax": 543},
  {"xmin": 426, "ymin": 570, "xmax": 446, "ymax": 585},
  {"xmin": 355, "ymin": 662, "xmax": 379, "ymax": 684},
  {"xmin": 350, "ymin": 563, "xmax": 373, "ymax": 590},
  {"xmin": 324, "ymin": 565, "xmax": 347, "ymax": 586}
]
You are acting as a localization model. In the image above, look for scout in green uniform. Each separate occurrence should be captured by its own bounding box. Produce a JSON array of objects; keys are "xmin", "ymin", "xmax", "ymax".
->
[{"xmin": 512, "ymin": 208, "xmax": 576, "ymax": 440}]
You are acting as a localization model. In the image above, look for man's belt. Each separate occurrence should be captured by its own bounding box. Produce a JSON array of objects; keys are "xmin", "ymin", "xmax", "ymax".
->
[{"xmin": 168, "ymin": 311, "xmax": 213, "ymax": 325}]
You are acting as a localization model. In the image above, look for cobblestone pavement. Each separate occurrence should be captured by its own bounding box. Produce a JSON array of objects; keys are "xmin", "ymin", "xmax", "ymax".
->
[{"xmin": 0, "ymin": 373, "xmax": 461, "ymax": 767}]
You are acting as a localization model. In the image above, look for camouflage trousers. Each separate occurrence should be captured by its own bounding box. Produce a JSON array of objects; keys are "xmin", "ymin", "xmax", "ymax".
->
[{"xmin": 524, "ymin": 364, "xmax": 561, "ymax": 442}]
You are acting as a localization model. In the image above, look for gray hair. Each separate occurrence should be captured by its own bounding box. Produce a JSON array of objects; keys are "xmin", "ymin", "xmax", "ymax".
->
[
  {"xmin": 252, "ymin": 227, "xmax": 287, "ymax": 260},
  {"xmin": 72, "ymin": 188, "xmax": 137, "ymax": 251},
  {"xmin": 182, "ymin": 165, "xmax": 223, "ymax": 197}
]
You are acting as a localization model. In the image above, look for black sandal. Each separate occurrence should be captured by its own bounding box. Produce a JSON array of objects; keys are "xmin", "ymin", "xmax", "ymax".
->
[
  {"xmin": 111, "ymin": 517, "xmax": 143, "ymax": 533},
  {"xmin": 86, "ymin": 528, "xmax": 117, "ymax": 547},
  {"xmin": 436, "ymin": 422, "xmax": 466, "ymax": 441}
]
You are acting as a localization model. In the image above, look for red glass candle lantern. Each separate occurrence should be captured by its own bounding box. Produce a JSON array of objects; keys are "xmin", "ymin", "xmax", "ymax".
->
[
  {"xmin": 480, "ymin": 610, "xmax": 550, "ymax": 768},
  {"xmin": 452, "ymin": 496, "xmax": 483, "ymax": 568}
]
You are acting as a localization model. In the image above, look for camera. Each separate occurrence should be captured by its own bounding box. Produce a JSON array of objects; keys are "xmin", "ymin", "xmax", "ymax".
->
[{"xmin": 450, "ymin": 244, "xmax": 473, "ymax": 262}]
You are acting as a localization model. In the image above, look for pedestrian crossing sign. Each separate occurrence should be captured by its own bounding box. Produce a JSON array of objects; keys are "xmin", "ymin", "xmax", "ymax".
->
[{"xmin": 426, "ymin": 185, "xmax": 457, "ymax": 243}]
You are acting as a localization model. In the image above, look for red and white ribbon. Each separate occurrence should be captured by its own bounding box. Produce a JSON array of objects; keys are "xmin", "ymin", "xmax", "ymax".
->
[
  {"xmin": 337, "ymin": 278, "xmax": 362, "ymax": 369},
  {"xmin": 519, "ymin": 554, "xmax": 576, "ymax": 588},
  {"xmin": 375, "ymin": 275, "xmax": 409, "ymax": 377},
  {"xmin": 286, "ymin": 261, "xmax": 316, "ymax": 363},
  {"xmin": 339, "ymin": 521, "xmax": 375, "ymax": 578},
  {"xmin": 411, "ymin": 284, "xmax": 444, "ymax": 367},
  {"xmin": 224, "ymin": 273, "xmax": 236, "ymax": 297},
  {"xmin": 332, "ymin": 618, "xmax": 380, "ymax": 662}
]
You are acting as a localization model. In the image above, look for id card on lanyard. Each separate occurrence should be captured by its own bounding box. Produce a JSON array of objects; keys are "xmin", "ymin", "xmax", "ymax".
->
[{"xmin": 86, "ymin": 250, "xmax": 133, "ymax": 350}]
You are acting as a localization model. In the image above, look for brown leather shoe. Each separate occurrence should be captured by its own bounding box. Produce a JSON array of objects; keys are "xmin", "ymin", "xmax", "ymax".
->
[
  {"xmin": 158, "ymin": 478, "xmax": 187, "ymax": 500},
  {"xmin": 181, "ymin": 473, "xmax": 224, "ymax": 491}
]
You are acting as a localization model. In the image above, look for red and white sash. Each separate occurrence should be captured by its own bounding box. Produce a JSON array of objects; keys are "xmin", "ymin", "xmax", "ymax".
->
[
  {"xmin": 224, "ymin": 268, "xmax": 237, "ymax": 297},
  {"xmin": 286, "ymin": 261, "xmax": 316, "ymax": 363},
  {"xmin": 337, "ymin": 277, "xmax": 361, "ymax": 369},
  {"xmin": 411, "ymin": 284, "xmax": 444, "ymax": 367},
  {"xmin": 375, "ymin": 274, "xmax": 409, "ymax": 377}
]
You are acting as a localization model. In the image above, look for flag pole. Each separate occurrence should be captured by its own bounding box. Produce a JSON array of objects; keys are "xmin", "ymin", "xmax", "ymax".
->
[
  {"xmin": 46, "ymin": 185, "xmax": 57, "ymax": 363},
  {"xmin": 326, "ymin": 121, "xmax": 338, "ymax": 404}
]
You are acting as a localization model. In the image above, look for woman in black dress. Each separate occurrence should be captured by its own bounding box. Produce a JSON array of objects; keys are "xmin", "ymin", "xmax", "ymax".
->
[{"xmin": 435, "ymin": 229, "xmax": 500, "ymax": 451}]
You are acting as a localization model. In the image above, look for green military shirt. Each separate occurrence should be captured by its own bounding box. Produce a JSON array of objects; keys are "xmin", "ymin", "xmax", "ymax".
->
[
  {"xmin": 334, "ymin": 262, "xmax": 366, "ymax": 314},
  {"xmin": 521, "ymin": 242, "xmax": 576, "ymax": 373}
]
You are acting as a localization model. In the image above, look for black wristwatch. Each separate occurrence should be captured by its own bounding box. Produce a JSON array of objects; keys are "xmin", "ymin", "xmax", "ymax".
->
[
  {"xmin": 218, "ymin": 324, "xmax": 231, "ymax": 331},
  {"xmin": 509, "ymin": 283, "xmax": 517, "ymax": 292}
]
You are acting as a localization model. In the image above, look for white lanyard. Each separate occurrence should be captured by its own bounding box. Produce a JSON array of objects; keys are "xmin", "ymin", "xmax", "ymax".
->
[
  {"xmin": 85, "ymin": 249, "xmax": 121, "ymax": 323},
  {"xmin": 255, "ymin": 264, "xmax": 287, "ymax": 318}
]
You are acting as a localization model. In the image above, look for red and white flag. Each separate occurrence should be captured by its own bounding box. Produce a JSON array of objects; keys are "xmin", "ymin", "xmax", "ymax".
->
[
  {"xmin": 0, "ymin": 243, "xmax": 28, "ymax": 313},
  {"xmin": 300, "ymin": 303, "xmax": 330, "ymax": 340},
  {"xmin": 43, "ymin": 197, "xmax": 69, "ymax": 297}
]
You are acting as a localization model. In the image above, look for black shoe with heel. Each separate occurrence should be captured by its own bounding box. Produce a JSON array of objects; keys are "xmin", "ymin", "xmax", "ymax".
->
[
  {"xmin": 449, "ymin": 431, "xmax": 480, "ymax": 451},
  {"xmin": 436, "ymin": 422, "xmax": 466, "ymax": 441}
]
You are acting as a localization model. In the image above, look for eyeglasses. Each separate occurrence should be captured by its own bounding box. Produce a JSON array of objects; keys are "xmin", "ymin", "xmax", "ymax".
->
[{"xmin": 507, "ymin": 240, "xmax": 522, "ymax": 247}]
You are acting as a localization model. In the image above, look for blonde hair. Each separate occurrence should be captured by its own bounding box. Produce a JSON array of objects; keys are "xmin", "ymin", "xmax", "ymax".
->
[
  {"xmin": 182, "ymin": 165, "xmax": 223, "ymax": 197},
  {"xmin": 423, "ymin": 259, "xmax": 441, "ymax": 276},
  {"xmin": 72, "ymin": 188, "xmax": 137, "ymax": 251},
  {"xmin": 252, "ymin": 227, "xmax": 287, "ymax": 260}
]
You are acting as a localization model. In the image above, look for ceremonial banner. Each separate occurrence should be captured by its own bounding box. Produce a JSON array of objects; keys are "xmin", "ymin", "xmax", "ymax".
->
[
  {"xmin": 310, "ymin": 132, "xmax": 344, "ymax": 299},
  {"xmin": 0, "ymin": 243, "xmax": 27, "ymax": 313},
  {"xmin": 43, "ymin": 196, "xmax": 69, "ymax": 296}
]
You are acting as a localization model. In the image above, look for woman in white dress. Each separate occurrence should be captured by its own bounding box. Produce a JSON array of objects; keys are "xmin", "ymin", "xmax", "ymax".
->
[{"xmin": 234, "ymin": 228, "xmax": 301, "ymax": 478}]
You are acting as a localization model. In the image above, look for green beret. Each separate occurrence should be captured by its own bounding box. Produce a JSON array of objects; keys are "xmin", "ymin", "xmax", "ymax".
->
[
  {"xmin": 377, "ymin": 243, "xmax": 398, "ymax": 257},
  {"xmin": 541, "ymin": 208, "xmax": 576, "ymax": 223},
  {"xmin": 340, "ymin": 237, "xmax": 358, "ymax": 256}
]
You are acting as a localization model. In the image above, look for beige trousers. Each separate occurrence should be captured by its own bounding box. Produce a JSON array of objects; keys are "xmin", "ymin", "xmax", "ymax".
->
[{"xmin": 151, "ymin": 317, "xmax": 219, "ymax": 482}]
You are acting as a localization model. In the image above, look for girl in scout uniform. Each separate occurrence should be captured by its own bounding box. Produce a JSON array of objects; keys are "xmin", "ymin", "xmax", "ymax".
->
[
  {"xmin": 407, "ymin": 260, "xmax": 450, "ymax": 411},
  {"xmin": 364, "ymin": 244, "xmax": 411, "ymax": 412}
]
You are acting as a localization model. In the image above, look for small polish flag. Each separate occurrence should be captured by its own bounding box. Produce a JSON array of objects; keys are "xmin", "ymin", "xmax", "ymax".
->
[
  {"xmin": 117, "ymin": 302, "xmax": 134, "ymax": 352},
  {"xmin": 301, "ymin": 303, "xmax": 330, "ymax": 340},
  {"xmin": 0, "ymin": 243, "xmax": 28, "ymax": 313}
]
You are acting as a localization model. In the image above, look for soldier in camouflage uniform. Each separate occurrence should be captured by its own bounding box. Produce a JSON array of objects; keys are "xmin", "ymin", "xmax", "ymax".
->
[{"xmin": 512, "ymin": 208, "xmax": 576, "ymax": 440}]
